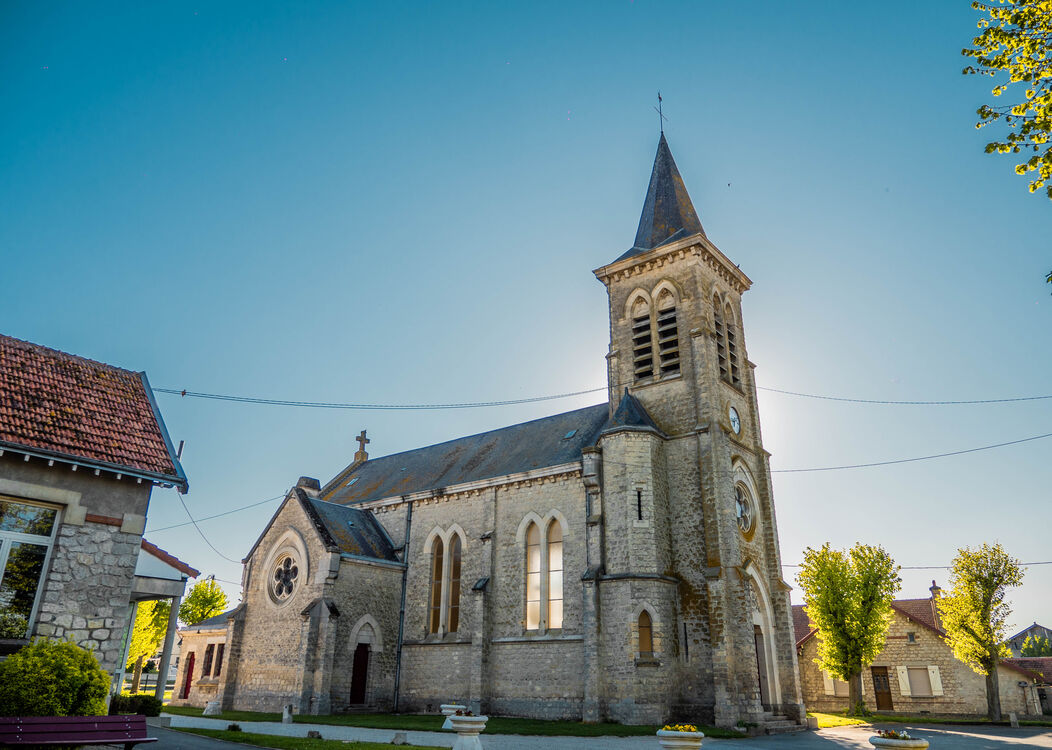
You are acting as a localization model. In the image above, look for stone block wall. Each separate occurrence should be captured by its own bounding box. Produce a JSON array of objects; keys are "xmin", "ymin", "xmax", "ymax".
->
[{"xmin": 169, "ymin": 627, "xmax": 228, "ymax": 708}]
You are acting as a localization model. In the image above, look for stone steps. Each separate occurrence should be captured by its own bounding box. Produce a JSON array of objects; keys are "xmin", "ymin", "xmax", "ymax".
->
[{"xmin": 760, "ymin": 714, "xmax": 807, "ymax": 735}]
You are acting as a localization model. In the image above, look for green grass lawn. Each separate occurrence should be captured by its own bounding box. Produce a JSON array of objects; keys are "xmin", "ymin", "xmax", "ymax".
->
[
  {"xmin": 174, "ymin": 728, "xmax": 443, "ymax": 750},
  {"xmin": 807, "ymin": 712, "xmax": 868, "ymax": 728},
  {"xmin": 163, "ymin": 705, "xmax": 741, "ymax": 738},
  {"xmin": 808, "ymin": 710, "xmax": 1052, "ymax": 728}
]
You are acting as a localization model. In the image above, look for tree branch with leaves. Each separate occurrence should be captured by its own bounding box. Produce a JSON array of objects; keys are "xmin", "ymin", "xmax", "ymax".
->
[{"xmin": 797, "ymin": 543, "xmax": 901, "ymax": 716}]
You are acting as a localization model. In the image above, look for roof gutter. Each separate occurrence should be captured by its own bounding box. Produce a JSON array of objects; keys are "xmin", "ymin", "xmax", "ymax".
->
[
  {"xmin": 140, "ymin": 372, "xmax": 190, "ymax": 493},
  {"xmin": 0, "ymin": 440, "xmax": 187, "ymax": 492}
]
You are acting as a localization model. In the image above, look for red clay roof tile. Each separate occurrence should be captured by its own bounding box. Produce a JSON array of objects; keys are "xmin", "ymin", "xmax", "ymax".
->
[{"xmin": 140, "ymin": 538, "xmax": 200, "ymax": 579}]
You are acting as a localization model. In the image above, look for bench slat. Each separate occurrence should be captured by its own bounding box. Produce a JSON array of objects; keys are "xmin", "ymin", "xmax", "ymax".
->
[{"xmin": 0, "ymin": 714, "xmax": 154, "ymax": 747}]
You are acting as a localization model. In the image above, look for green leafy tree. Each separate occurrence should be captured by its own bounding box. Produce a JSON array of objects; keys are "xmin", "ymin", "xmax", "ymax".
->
[
  {"xmin": 963, "ymin": 1, "xmax": 1052, "ymax": 199},
  {"xmin": 179, "ymin": 578, "xmax": 228, "ymax": 626},
  {"xmin": 125, "ymin": 599, "xmax": 170, "ymax": 692},
  {"xmin": 1020, "ymin": 633, "xmax": 1052, "ymax": 656},
  {"xmin": 0, "ymin": 638, "xmax": 109, "ymax": 716},
  {"xmin": 936, "ymin": 543, "xmax": 1025, "ymax": 721},
  {"xmin": 797, "ymin": 543, "xmax": 901, "ymax": 716}
]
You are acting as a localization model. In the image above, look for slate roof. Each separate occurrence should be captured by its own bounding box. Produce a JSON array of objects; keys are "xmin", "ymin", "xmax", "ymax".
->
[
  {"xmin": 0, "ymin": 334, "xmax": 186, "ymax": 489},
  {"xmin": 301, "ymin": 493, "xmax": 399, "ymax": 562},
  {"xmin": 604, "ymin": 389, "xmax": 661, "ymax": 434},
  {"xmin": 616, "ymin": 133, "xmax": 706, "ymax": 263},
  {"xmin": 140, "ymin": 538, "xmax": 200, "ymax": 578},
  {"xmin": 324, "ymin": 403, "xmax": 613, "ymax": 505}
]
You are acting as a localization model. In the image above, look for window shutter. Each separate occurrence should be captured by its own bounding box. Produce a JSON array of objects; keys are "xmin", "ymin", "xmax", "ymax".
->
[
  {"xmin": 823, "ymin": 672, "xmax": 835, "ymax": 695},
  {"xmin": 896, "ymin": 666, "xmax": 911, "ymax": 696},
  {"xmin": 928, "ymin": 666, "xmax": 943, "ymax": 696}
]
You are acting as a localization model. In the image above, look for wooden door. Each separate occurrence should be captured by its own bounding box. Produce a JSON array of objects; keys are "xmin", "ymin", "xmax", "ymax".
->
[
  {"xmin": 350, "ymin": 644, "xmax": 370, "ymax": 704},
  {"xmin": 754, "ymin": 625, "xmax": 771, "ymax": 708},
  {"xmin": 181, "ymin": 652, "xmax": 195, "ymax": 699},
  {"xmin": 871, "ymin": 666, "xmax": 893, "ymax": 710}
]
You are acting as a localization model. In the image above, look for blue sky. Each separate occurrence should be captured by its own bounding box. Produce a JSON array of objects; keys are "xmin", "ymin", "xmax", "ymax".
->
[{"xmin": 2, "ymin": 2, "xmax": 1050, "ymax": 630}]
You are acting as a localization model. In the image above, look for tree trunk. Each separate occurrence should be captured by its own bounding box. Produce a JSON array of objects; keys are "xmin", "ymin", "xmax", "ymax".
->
[
  {"xmin": 848, "ymin": 671, "xmax": 866, "ymax": 716},
  {"xmin": 986, "ymin": 659, "xmax": 1002, "ymax": 722},
  {"xmin": 130, "ymin": 654, "xmax": 144, "ymax": 694}
]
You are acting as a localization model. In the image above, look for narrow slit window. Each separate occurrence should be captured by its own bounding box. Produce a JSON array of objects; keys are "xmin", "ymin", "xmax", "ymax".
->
[
  {"xmin": 429, "ymin": 538, "xmax": 444, "ymax": 634},
  {"xmin": 525, "ymin": 524, "xmax": 541, "ymax": 630},
  {"xmin": 638, "ymin": 611, "xmax": 653, "ymax": 657},
  {"xmin": 725, "ymin": 306, "xmax": 741, "ymax": 386},
  {"xmin": 714, "ymin": 296, "xmax": 729, "ymax": 382},
  {"xmin": 202, "ymin": 644, "xmax": 215, "ymax": 677},
  {"xmin": 447, "ymin": 535, "xmax": 462, "ymax": 633},
  {"xmin": 656, "ymin": 293, "xmax": 679, "ymax": 376},
  {"xmin": 547, "ymin": 523, "xmax": 563, "ymax": 630},
  {"xmin": 214, "ymin": 644, "xmax": 225, "ymax": 677},
  {"xmin": 636, "ymin": 489, "xmax": 643, "ymax": 521}
]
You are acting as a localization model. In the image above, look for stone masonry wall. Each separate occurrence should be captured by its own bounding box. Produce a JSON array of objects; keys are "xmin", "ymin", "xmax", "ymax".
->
[{"xmin": 169, "ymin": 627, "xmax": 227, "ymax": 708}]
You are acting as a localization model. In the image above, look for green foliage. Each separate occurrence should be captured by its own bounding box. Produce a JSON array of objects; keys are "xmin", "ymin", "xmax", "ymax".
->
[
  {"xmin": 126, "ymin": 599, "xmax": 170, "ymax": 670},
  {"xmin": 0, "ymin": 638, "xmax": 109, "ymax": 716},
  {"xmin": 937, "ymin": 542, "xmax": 1024, "ymax": 676},
  {"xmin": 109, "ymin": 693, "xmax": 163, "ymax": 716},
  {"xmin": 797, "ymin": 543, "xmax": 901, "ymax": 714},
  {"xmin": 179, "ymin": 578, "xmax": 229, "ymax": 626},
  {"xmin": 0, "ymin": 610, "xmax": 28, "ymax": 639},
  {"xmin": 1020, "ymin": 633, "xmax": 1052, "ymax": 656},
  {"xmin": 963, "ymin": 1, "xmax": 1052, "ymax": 198}
]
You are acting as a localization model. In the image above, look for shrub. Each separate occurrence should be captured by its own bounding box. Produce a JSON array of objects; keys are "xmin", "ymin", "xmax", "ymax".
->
[
  {"xmin": 109, "ymin": 694, "xmax": 163, "ymax": 717},
  {"xmin": 0, "ymin": 638, "xmax": 109, "ymax": 716}
]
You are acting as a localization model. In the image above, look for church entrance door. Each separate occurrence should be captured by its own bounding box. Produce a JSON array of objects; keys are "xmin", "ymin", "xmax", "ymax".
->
[
  {"xmin": 350, "ymin": 644, "xmax": 369, "ymax": 704},
  {"xmin": 753, "ymin": 625, "xmax": 771, "ymax": 708},
  {"xmin": 181, "ymin": 652, "xmax": 195, "ymax": 699}
]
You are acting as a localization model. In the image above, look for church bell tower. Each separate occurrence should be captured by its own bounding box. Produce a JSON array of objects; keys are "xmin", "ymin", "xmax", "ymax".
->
[{"xmin": 589, "ymin": 134, "xmax": 805, "ymax": 727}]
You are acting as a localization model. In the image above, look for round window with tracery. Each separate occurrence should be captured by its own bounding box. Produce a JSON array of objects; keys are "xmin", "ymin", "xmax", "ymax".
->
[
  {"xmin": 735, "ymin": 485, "xmax": 754, "ymax": 535},
  {"xmin": 271, "ymin": 555, "xmax": 299, "ymax": 603}
]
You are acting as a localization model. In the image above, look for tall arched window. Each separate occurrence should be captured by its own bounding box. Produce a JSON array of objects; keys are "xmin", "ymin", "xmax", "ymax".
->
[
  {"xmin": 547, "ymin": 522, "xmax": 563, "ymax": 630},
  {"xmin": 631, "ymin": 297, "xmax": 653, "ymax": 382},
  {"xmin": 725, "ymin": 304, "xmax": 741, "ymax": 386},
  {"xmin": 638, "ymin": 610, "xmax": 654, "ymax": 657},
  {"xmin": 525, "ymin": 524, "xmax": 541, "ymax": 630},
  {"xmin": 447, "ymin": 535, "xmax": 462, "ymax": 632},
  {"xmin": 656, "ymin": 291, "xmax": 680, "ymax": 376},
  {"xmin": 428, "ymin": 537, "xmax": 444, "ymax": 634},
  {"xmin": 714, "ymin": 295, "xmax": 729, "ymax": 382}
]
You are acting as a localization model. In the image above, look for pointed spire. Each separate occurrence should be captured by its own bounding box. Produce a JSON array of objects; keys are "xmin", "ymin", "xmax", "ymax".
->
[{"xmin": 618, "ymin": 134, "xmax": 706, "ymax": 262}]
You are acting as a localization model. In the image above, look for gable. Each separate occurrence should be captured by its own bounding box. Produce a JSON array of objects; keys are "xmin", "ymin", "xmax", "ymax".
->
[{"xmin": 323, "ymin": 403, "xmax": 610, "ymax": 505}]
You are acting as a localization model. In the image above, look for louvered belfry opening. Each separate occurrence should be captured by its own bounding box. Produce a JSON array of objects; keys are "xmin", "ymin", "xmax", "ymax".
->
[
  {"xmin": 714, "ymin": 296, "xmax": 729, "ymax": 381},
  {"xmin": 725, "ymin": 306, "xmax": 741, "ymax": 386},
  {"xmin": 632, "ymin": 298, "xmax": 653, "ymax": 381},
  {"xmin": 656, "ymin": 292, "xmax": 679, "ymax": 376}
]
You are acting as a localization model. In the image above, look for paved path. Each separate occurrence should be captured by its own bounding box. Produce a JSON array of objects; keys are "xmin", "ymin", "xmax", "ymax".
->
[{"xmin": 163, "ymin": 715, "xmax": 1052, "ymax": 749}]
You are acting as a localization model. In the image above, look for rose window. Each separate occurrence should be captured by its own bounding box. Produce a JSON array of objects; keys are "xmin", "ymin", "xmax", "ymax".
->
[
  {"xmin": 735, "ymin": 485, "xmax": 753, "ymax": 534},
  {"xmin": 272, "ymin": 556, "xmax": 298, "ymax": 601}
]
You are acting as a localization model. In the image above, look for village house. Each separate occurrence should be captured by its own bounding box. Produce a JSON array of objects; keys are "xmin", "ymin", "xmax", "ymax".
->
[
  {"xmin": 0, "ymin": 334, "xmax": 189, "ymax": 693},
  {"xmin": 185, "ymin": 134, "xmax": 808, "ymax": 730},
  {"xmin": 1006, "ymin": 622, "xmax": 1052, "ymax": 657},
  {"xmin": 793, "ymin": 583, "xmax": 1046, "ymax": 717}
]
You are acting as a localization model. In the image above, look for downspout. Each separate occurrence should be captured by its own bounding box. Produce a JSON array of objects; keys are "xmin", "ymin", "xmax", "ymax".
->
[{"xmin": 393, "ymin": 499, "xmax": 413, "ymax": 711}]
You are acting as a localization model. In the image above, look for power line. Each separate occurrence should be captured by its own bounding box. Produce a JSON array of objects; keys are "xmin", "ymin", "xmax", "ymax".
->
[
  {"xmin": 756, "ymin": 386, "xmax": 1052, "ymax": 406},
  {"xmin": 147, "ymin": 494, "xmax": 284, "ymax": 533},
  {"xmin": 174, "ymin": 490, "xmax": 243, "ymax": 564}
]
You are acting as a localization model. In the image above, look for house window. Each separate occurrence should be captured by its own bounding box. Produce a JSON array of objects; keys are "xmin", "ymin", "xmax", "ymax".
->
[
  {"xmin": 907, "ymin": 667, "xmax": 933, "ymax": 696},
  {"xmin": 631, "ymin": 298, "xmax": 653, "ymax": 382},
  {"xmin": 713, "ymin": 296, "xmax": 729, "ymax": 382},
  {"xmin": 907, "ymin": 632, "xmax": 916, "ymax": 644},
  {"xmin": 638, "ymin": 610, "xmax": 654, "ymax": 658},
  {"xmin": 724, "ymin": 305, "xmax": 741, "ymax": 386},
  {"xmin": 214, "ymin": 644, "xmax": 225, "ymax": 677},
  {"xmin": 447, "ymin": 535, "xmax": 462, "ymax": 633},
  {"xmin": 524, "ymin": 520, "xmax": 564, "ymax": 631},
  {"xmin": 0, "ymin": 497, "xmax": 58, "ymax": 639},
  {"xmin": 428, "ymin": 537, "xmax": 444, "ymax": 634},
  {"xmin": 656, "ymin": 292, "xmax": 680, "ymax": 376},
  {"xmin": 202, "ymin": 644, "xmax": 215, "ymax": 677}
]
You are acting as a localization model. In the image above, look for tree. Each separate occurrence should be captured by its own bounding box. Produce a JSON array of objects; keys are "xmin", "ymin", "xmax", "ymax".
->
[
  {"xmin": 936, "ymin": 543, "xmax": 1025, "ymax": 721},
  {"xmin": 125, "ymin": 599, "xmax": 170, "ymax": 692},
  {"xmin": 797, "ymin": 543, "xmax": 901, "ymax": 716},
  {"xmin": 1020, "ymin": 633, "xmax": 1052, "ymax": 656},
  {"xmin": 179, "ymin": 578, "xmax": 228, "ymax": 626},
  {"xmin": 963, "ymin": 1, "xmax": 1052, "ymax": 199}
]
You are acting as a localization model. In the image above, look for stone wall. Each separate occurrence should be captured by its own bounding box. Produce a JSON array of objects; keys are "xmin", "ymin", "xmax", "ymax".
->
[
  {"xmin": 799, "ymin": 609, "xmax": 1041, "ymax": 716},
  {"xmin": 169, "ymin": 626, "xmax": 228, "ymax": 708}
]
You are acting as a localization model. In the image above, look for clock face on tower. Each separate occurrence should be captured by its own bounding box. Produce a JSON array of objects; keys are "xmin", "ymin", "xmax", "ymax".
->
[{"xmin": 728, "ymin": 406, "xmax": 741, "ymax": 435}]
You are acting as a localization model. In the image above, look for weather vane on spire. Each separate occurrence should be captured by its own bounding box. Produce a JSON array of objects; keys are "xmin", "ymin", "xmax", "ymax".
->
[{"xmin": 654, "ymin": 91, "xmax": 668, "ymax": 135}]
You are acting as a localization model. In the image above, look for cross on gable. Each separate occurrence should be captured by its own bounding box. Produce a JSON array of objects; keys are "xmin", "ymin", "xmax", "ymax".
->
[{"xmin": 356, "ymin": 430, "xmax": 369, "ymax": 453}]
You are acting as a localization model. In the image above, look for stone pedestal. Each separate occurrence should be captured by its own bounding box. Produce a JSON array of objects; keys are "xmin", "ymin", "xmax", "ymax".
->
[
  {"xmin": 202, "ymin": 701, "xmax": 221, "ymax": 716},
  {"xmin": 656, "ymin": 729, "xmax": 704, "ymax": 748},
  {"xmin": 440, "ymin": 703, "xmax": 466, "ymax": 730},
  {"xmin": 868, "ymin": 737, "xmax": 929, "ymax": 748},
  {"xmin": 448, "ymin": 715, "xmax": 488, "ymax": 750}
]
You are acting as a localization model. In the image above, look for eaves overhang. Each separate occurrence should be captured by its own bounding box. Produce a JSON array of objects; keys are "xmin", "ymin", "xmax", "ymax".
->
[
  {"xmin": 0, "ymin": 440, "xmax": 188, "ymax": 492},
  {"xmin": 593, "ymin": 233, "xmax": 752, "ymax": 294}
]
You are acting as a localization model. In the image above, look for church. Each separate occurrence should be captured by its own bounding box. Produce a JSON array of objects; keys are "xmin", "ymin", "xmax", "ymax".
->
[{"xmin": 181, "ymin": 134, "xmax": 806, "ymax": 729}]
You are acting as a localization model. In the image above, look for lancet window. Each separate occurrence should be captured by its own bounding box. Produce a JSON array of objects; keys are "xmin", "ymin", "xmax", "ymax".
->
[
  {"xmin": 631, "ymin": 298, "xmax": 653, "ymax": 382},
  {"xmin": 714, "ymin": 295, "xmax": 729, "ymax": 382},
  {"xmin": 637, "ymin": 610, "xmax": 654, "ymax": 658},
  {"xmin": 428, "ymin": 537, "xmax": 444, "ymax": 634},
  {"xmin": 725, "ymin": 305, "xmax": 741, "ymax": 386},
  {"xmin": 656, "ymin": 291, "xmax": 680, "ymax": 376},
  {"xmin": 427, "ymin": 531, "xmax": 465, "ymax": 635},
  {"xmin": 631, "ymin": 289, "xmax": 680, "ymax": 382},
  {"xmin": 524, "ymin": 520, "xmax": 565, "ymax": 631}
]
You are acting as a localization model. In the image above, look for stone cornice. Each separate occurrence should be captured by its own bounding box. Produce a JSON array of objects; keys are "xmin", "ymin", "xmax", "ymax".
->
[{"xmin": 593, "ymin": 234, "xmax": 752, "ymax": 294}]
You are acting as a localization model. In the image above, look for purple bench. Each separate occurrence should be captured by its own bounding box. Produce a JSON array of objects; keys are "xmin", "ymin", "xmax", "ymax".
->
[{"xmin": 0, "ymin": 715, "xmax": 157, "ymax": 748}]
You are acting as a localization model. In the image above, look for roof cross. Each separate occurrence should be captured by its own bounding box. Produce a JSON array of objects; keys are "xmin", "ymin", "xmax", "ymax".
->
[
  {"xmin": 354, "ymin": 430, "xmax": 370, "ymax": 462},
  {"xmin": 654, "ymin": 91, "xmax": 668, "ymax": 134}
]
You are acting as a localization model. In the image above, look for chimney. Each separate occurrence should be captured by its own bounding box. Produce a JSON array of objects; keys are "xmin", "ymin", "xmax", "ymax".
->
[
  {"xmin": 296, "ymin": 476, "xmax": 321, "ymax": 495},
  {"xmin": 929, "ymin": 580, "xmax": 941, "ymax": 600}
]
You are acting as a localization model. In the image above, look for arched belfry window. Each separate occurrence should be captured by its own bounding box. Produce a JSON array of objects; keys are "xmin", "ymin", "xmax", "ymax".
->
[
  {"xmin": 524, "ymin": 519, "xmax": 565, "ymax": 631},
  {"xmin": 631, "ymin": 297, "xmax": 653, "ymax": 382},
  {"xmin": 713, "ymin": 295, "xmax": 729, "ymax": 382},
  {"xmin": 656, "ymin": 291, "xmax": 680, "ymax": 376},
  {"xmin": 428, "ymin": 537, "xmax": 444, "ymax": 634},
  {"xmin": 725, "ymin": 304, "xmax": 741, "ymax": 386},
  {"xmin": 638, "ymin": 610, "xmax": 654, "ymax": 657},
  {"xmin": 447, "ymin": 535, "xmax": 462, "ymax": 633}
]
